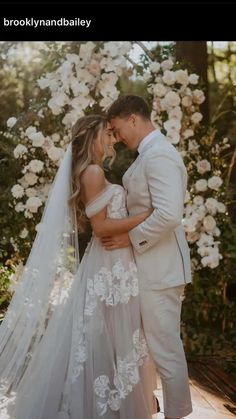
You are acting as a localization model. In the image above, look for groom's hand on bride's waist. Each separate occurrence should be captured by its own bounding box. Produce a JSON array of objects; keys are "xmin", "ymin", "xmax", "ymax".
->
[{"xmin": 101, "ymin": 233, "xmax": 131, "ymax": 250}]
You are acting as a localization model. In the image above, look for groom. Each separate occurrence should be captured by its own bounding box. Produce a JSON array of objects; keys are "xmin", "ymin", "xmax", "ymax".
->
[{"xmin": 102, "ymin": 95, "xmax": 193, "ymax": 419}]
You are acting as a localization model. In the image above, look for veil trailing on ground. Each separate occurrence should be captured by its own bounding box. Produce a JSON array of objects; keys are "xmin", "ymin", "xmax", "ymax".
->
[{"xmin": 0, "ymin": 142, "xmax": 79, "ymax": 408}]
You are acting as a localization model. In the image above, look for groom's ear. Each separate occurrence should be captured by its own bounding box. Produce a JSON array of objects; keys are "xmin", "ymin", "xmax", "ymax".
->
[{"xmin": 129, "ymin": 114, "xmax": 137, "ymax": 126}]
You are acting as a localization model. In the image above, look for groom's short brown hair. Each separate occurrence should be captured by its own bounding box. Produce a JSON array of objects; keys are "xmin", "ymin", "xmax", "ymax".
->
[{"xmin": 107, "ymin": 95, "xmax": 151, "ymax": 121}]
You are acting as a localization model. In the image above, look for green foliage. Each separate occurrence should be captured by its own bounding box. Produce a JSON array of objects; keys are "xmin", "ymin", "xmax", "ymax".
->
[{"xmin": 0, "ymin": 264, "xmax": 13, "ymax": 319}]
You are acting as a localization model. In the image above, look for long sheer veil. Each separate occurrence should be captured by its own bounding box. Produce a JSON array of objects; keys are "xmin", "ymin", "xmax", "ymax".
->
[{"xmin": 0, "ymin": 142, "xmax": 79, "ymax": 407}]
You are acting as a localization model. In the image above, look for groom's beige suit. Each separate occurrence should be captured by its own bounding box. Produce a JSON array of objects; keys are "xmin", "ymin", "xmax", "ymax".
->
[{"xmin": 122, "ymin": 129, "xmax": 193, "ymax": 418}]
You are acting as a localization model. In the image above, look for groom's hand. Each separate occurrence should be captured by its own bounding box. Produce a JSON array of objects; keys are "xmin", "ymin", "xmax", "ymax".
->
[{"xmin": 101, "ymin": 233, "xmax": 131, "ymax": 250}]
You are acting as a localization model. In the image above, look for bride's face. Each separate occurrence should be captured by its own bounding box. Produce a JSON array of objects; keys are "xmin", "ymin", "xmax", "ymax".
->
[{"xmin": 93, "ymin": 123, "xmax": 116, "ymax": 162}]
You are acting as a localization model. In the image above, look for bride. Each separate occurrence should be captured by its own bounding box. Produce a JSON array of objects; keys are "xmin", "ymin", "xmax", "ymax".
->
[{"xmin": 0, "ymin": 114, "xmax": 157, "ymax": 419}]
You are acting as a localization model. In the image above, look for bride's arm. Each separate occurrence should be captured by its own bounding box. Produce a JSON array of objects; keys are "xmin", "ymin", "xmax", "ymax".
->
[{"xmin": 81, "ymin": 165, "xmax": 152, "ymax": 238}]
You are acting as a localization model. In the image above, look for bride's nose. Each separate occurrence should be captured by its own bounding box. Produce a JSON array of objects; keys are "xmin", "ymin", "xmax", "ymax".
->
[{"xmin": 111, "ymin": 136, "xmax": 117, "ymax": 145}]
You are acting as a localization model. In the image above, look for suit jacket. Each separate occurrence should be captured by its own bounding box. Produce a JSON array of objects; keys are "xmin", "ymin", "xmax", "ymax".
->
[{"xmin": 123, "ymin": 130, "xmax": 192, "ymax": 290}]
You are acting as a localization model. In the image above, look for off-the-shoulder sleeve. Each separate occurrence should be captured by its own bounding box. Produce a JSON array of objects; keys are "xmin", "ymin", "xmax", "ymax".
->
[{"xmin": 85, "ymin": 185, "xmax": 116, "ymax": 218}]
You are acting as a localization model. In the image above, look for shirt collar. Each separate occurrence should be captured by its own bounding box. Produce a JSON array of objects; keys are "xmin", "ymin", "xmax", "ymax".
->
[{"xmin": 138, "ymin": 129, "xmax": 160, "ymax": 154}]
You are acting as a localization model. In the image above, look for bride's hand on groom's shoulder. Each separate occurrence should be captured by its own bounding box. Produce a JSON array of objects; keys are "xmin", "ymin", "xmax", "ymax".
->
[{"xmin": 101, "ymin": 233, "xmax": 131, "ymax": 250}]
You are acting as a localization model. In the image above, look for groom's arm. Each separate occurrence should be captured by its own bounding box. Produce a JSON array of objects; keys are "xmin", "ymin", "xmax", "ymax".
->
[{"xmin": 128, "ymin": 152, "xmax": 184, "ymax": 254}]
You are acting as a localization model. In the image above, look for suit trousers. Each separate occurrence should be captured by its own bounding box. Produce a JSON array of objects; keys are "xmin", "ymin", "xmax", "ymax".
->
[{"xmin": 140, "ymin": 285, "xmax": 192, "ymax": 418}]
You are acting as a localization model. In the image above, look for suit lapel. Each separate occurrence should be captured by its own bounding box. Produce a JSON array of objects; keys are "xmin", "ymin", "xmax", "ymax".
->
[{"xmin": 122, "ymin": 131, "xmax": 165, "ymax": 188}]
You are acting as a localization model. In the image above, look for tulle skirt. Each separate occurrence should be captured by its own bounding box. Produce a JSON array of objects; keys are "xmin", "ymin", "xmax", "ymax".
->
[{"xmin": 1, "ymin": 237, "xmax": 157, "ymax": 419}]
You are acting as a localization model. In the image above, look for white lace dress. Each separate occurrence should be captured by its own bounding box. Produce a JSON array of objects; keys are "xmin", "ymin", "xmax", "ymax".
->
[{"xmin": 3, "ymin": 184, "xmax": 157, "ymax": 419}]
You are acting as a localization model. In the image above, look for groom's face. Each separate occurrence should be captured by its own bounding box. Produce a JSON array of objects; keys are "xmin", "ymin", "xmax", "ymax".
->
[{"xmin": 110, "ymin": 115, "xmax": 139, "ymax": 150}]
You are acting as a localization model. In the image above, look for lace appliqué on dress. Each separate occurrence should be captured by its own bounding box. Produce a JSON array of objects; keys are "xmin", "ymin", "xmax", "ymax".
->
[
  {"xmin": 106, "ymin": 186, "xmax": 127, "ymax": 219},
  {"xmin": 93, "ymin": 330, "xmax": 149, "ymax": 416},
  {"xmin": 85, "ymin": 259, "xmax": 139, "ymax": 315},
  {"xmin": 70, "ymin": 259, "xmax": 139, "ymax": 384}
]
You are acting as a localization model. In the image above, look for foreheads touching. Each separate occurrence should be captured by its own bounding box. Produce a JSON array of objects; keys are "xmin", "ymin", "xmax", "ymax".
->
[{"xmin": 107, "ymin": 95, "xmax": 152, "ymax": 150}]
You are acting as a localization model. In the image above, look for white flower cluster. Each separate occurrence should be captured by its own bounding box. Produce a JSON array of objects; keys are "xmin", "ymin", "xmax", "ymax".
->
[
  {"xmin": 10, "ymin": 125, "xmax": 59, "ymax": 218},
  {"xmin": 146, "ymin": 58, "xmax": 205, "ymax": 144},
  {"xmin": 37, "ymin": 42, "xmax": 132, "ymax": 127},
  {"xmin": 182, "ymin": 165, "xmax": 226, "ymax": 268},
  {"xmin": 8, "ymin": 43, "xmax": 228, "ymax": 273},
  {"xmin": 10, "ymin": 42, "xmax": 132, "ymax": 221}
]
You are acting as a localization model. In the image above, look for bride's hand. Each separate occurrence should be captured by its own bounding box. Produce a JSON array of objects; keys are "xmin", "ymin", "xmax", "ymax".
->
[{"xmin": 141, "ymin": 208, "xmax": 153, "ymax": 219}]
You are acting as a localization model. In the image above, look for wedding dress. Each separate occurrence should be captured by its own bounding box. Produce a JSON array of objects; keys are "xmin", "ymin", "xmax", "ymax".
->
[{"xmin": 0, "ymin": 144, "xmax": 157, "ymax": 419}]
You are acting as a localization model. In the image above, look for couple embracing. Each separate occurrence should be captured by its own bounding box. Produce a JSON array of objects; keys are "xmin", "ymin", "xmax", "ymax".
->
[{"xmin": 0, "ymin": 95, "xmax": 192, "ymax": 419}]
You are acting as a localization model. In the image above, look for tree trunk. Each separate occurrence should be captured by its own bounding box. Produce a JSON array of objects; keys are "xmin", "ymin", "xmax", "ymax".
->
[{"xmin": 176, "ymin": 41, "xmax": 209, "ymax": 124}]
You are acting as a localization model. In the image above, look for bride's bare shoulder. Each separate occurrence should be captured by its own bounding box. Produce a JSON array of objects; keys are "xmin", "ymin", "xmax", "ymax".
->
[
  {"xmin": 81, "ymin": 164, "xmax": 104, "ymax": 181},
  {"xmin": 81, "ymin": 165, "xmax": 106, "ymax": 191}
]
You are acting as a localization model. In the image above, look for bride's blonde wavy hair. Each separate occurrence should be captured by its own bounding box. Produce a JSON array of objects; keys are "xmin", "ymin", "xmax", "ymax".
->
[{"xmin": 69, "ymin": 114, "xmax": 116, "ymax": 232}]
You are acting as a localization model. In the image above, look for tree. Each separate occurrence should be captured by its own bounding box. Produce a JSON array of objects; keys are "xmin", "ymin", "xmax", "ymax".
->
[{"xmin": 176, "ymin": 41, "xmax": 209, "ymax": 124}]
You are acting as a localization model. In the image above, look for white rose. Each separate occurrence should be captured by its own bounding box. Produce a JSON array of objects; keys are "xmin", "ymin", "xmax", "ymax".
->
[
  {"xmin": 196, "ymin": 159, "xmax": 211, "ymax": 174},
  {"xmin": 102, "ymin": 42, "xmax": 119, "ymax": 57},
  {"xmin": 168, "ymin": 106, "xmax": 182, "ymax": 120},
  {"xmin": 166, "ymin": 130, "xmax": 180, "ymax": 144},
  {"xmin": 51, "ymin": 133, "xmax": 60, "ymax": 142},
  {"xmin": 195, "ymin": 179, "xmax": 208, "ymax": 192},
  {"xmin": 19, "ymin": 228, "xmax": 29, "ymax": 239},
  {"xmin": 164, "ymin": 91, "xmax": 180, "ymax": 107},
  {"xmin": 24, "ymin": 209, "xmax": 33, "ymax": 219},
  {"xmin": 37, "ymin": 74, "xmax": 53, "ymax": 89},
  {"xmin": 42, "ymin": 137, "xmax": 54, "ymax": 151},
  {"xmin": 11, "ymin": 184, "xmax": 24, "ymax": 198},
  {"xmin": 25, "ymin": 126, "xmax": 36, "ymax": 137},
  {"xmin": 15, "ymin": 202, "xmax": 25, "ymax": 212},
  {"xmin": 203, "ymin": 215, "xmax": 217, "ymax": 232},
  {"xmin": 88, "ymin": 59, "xmax": 101, "ymax": 76},
  {"xmin": 143, "ymin": 72, "xmax": 151, "ymax": 82},
  {"xmin": 26, "ymin": 196, "xmax": 43, "ymax": 213},
  {"xmin": 13, "ymin": 144, "xmax": 28, "ymax": 158},
  {"xmin": 153, "ymin": 83, "xmax": 167, "ymax": 97},
  {"xmin": 213, "ymin": 227, "xmax": 221, "ymax": 237},
  {"xmin": 188, "ymin": 73, "xmax": 199, "ymax": 84},
  {"xmin": 164, "ymin": 118, "xmax": 181, "ymax": 132},
  {"xmin": 192, "ymin": 89, "xmax": 205, "ymax": 104},
  {"xmin": 28, "ymin": 159, "xmax": 44, "ymax": 173},
  {"xmin": 217, "ymin": 202, "xmax": 226, "ymax": 213},
  {"xmin": 193, "ymin": 195, "xmax": 204, "ymax": 206},
  {"xmin": 18, "ymin": 176, "xmax": 29, "ymax": 188},
  {"xmin": 25, "ymin": 187, "xmax": 37, "ymax": 197},
  {"xmin": 201, "ymin": 247, "xmax": 222, "ymax": 269},
  {"xmin": 182, "ymin": 217, "xmax": 197, "ymax": 233},
  {"xmin": 205, "ymin": 198, "xmax": 218, "ymax": 215},
  {"xmin": 7, "ymin": 117, "xmax": 17, "ymax": 128},
  {"xmin": 161, "ymin": 59, "xmax": 174, "ymax": 70},
  {"xmin": 175, "ymin": 69, "xmax": 189, "ymax": 85},
  {"xmin": 29, "ymin": 132, "xmax": 45, "ymax": 147},
  {"xmin": 191, "ymin": 112, "xmax": 203, "ymax": 124},
  {"xmin": 208, "ymin": 176, "xmax": 223, "ymax": 191},
  {"xmin": 183, "ymin": 129, "xmax": 194, "ymax": 139},
  {"xmin": 182, "ymin": 96, "xmax": 192, "ymax": 107},
  {"xmin": 48, "ymin": 92, "xmax": 69, "ymax": 114},
  {"xmin": 198, "ymin": 246, "xmax": 210, "ymax": 257},
  {"xmin": 197, "ymin": 232, "xmax": 214, "ymax": 247},
  {"xmin": 47, "ymin": 146, "xmax": 64, "ymax": 162},
  {"xmin": 195, "ymin": 205, "xmax": 206, "ymax": 221},
  {"xmin": 188, "ymin": 139, "xmax": 199, "ymax": 152},
  {"xmin": 24, "ymin": 172, "xmax": 38, "ymax": 186},
  {"xmin": 35, "ymin": 222, "xmax": 42, "ymax": 232},
  {"xmin": 150, "ymin": 62, "xmax": 161, "ymax": 73},
  {"xmin": 162, "ymin": 70, "xmax": 176, "ymax": 85},
  {"xmin": 187, "ymin": 231, "xmax": 200, "ymax": 243}
]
